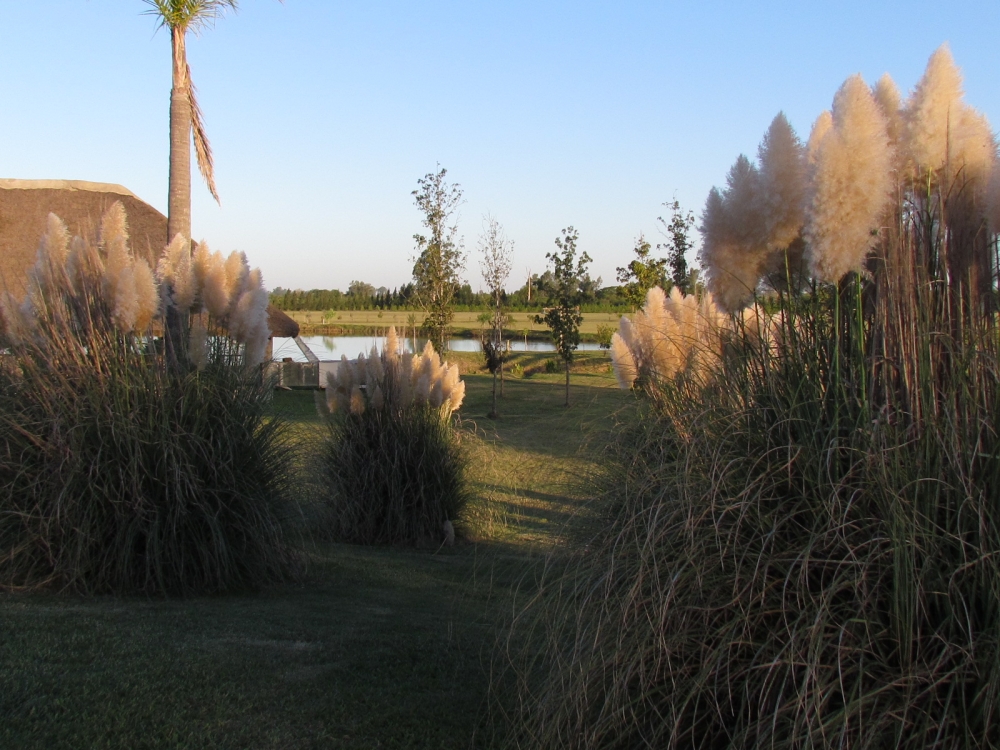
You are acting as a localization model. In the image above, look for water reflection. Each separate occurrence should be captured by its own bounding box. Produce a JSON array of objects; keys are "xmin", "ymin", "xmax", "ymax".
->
[{"xmin": 271, "ymin": 335, "xmax": 604, "ymax": 362}]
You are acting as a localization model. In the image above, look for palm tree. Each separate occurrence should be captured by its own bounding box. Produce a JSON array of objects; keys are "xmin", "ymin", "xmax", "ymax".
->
[{"xmin": 143, "ymin": 0, "xmax": 234, "ymax": 246}]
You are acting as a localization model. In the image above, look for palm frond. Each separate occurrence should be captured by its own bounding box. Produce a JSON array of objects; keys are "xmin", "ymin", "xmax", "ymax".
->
[
  {"xmin": 141, "ymin": 0, "xmax": 240, "ymax": 33},
  {"xmin": 188, "ymin": 64, "xmax": 220, "ymax": 205}
]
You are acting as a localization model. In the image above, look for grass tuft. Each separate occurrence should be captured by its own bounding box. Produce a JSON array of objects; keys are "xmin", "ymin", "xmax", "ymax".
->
[{"xmin": 315, "ymin": 404, "xmax": 471, "ymax": 545}]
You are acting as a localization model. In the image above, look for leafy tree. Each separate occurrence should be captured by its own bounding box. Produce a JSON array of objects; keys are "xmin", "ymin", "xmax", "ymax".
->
[
  {"xmin": 412, "ymin": 167, "xmax": 465, "ymax": 353},
  {"xmin": 347, "ymin": 280, "xmax": 376, "ymax": 299},
  {"xmin": 478, "ymin": 214, "xmax": 514, "ymax": 416},
  {"xmin": 616, "ymin": 234, "xmax": 668, "ymax": 310},
  {"xmin": 535, "ymin": 227, "xmax": 592, "ymax": 406},
  {"xmin": 659, "ymin": 199, "xmax": 696, "ymax": 295}
]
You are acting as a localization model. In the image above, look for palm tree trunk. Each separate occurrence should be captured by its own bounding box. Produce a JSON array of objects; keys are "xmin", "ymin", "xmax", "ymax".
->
[
  {"xmin": 168, "ymin": 27, "xmax": 191, "ymax": 245},
  {"xmin": 165, "ymin": 26, "xmax": 191, "ymax": 369}
]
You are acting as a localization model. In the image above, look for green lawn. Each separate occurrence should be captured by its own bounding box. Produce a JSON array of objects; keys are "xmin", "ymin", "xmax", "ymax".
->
[{"xmin": 0, "ymin": 357, "xmax": 630, "ymax": 749}]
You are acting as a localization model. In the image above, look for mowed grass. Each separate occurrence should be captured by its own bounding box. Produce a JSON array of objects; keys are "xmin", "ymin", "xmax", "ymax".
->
[
  {"xmin": 0, "ymin": 353, "xmax": 628, "ymax": 749},
  {"xmin": 286, "ymin": 309, "xmax": 623, "ymax": 337}
]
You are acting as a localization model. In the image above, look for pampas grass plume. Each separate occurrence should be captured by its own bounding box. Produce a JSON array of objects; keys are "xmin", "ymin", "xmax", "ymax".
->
[
  {"xmin": 113, "ymin": 266, "xmax": 139, "ymax": 333},
  {"xmin": 953, "ymin": 106, "xmax": 996, "ymax": 185},
  {"xmin": 32, "ymin": 214, "xmax": 71, "ymax": 299},
  {"xmin": 189, "ymin": 316, "xmax": 209, "ymax": 371},
  {"xmin": 906, "ymin": 44, "xmax": 964, "ymax": 174},
  {"xmin": 202, "ymin": 251, "xmax": 230, "ymax": 320},
  {"xmin": 224, "ymin": 251, "xmax": 250, "ymax": 312},
  {"xmin": 367, "ymin": 345, "xmax": 384, "ymax": 382},
  {"xmin": 101, "ymin": 203, "xmax": 130, "ymax": 295},
  {"xmin": 872, "ymin": 74, "xmax": 903, "ymax": 149},
  {"xmin": 806, "ymin": 74, "xmax": 892, "ymax": 282},
  {"xmin": 807, "ymin": 111, "xmax": 833, "ymax": 166},
  {"xmin": 132, "ymin": 259, "xmax": 158, "ymax": 331},
  {"xmin": 40, "ymin": 212, "xmax": 70, "ymax": 268},
  {"xmin": 612, "ymin": 286, "xmax": 726, "ymax": 389},
  {"xmin": 191, "ymin": 242, "xmax": 213, "ymax": 303},
  {"xmin": 610, "ymin": 332, "xmax": 637, "ymax": 389},
  {"xmin": 349, "ymin": 385, "xmax": 365, "ymax": 416},
  {"xmin": 448, "ymin": 378, "xmax": 465, "ymax": 412},
  {"xmin": 159, "ymin": 234, "xmax": 197, "ymax": 311},
  {"xmin": 0, "ymin": 292, "xmax": 29, "ymax": 345},
  {"xmin": 67, "ymin": 235, "xmax": 101, "ymax": 296},
  {"xmin": 327, "ymin": 337, "xmax": 464, "ymax": 416},
  {"xmin": 757, "ymin": 112, "xmax": 806, "ymax": 251},
  {"xmin": 386, "ymin": 326, "xmax": 401, "ymax": 359},
  {"xmin": 702, "ymin": 155, "xmax": 772, "ymax": 311}
]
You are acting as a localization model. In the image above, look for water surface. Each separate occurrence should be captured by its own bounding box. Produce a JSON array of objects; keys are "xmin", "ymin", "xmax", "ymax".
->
[{"xmin": 272, "ymin": 335, "xmax": 604, "ymax": 362}]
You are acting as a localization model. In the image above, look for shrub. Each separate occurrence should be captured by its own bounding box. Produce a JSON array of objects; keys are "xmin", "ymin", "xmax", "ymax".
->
[
  {"xmin": 0, "ymin": 206, "xmax": 297, "ymax": 595},
  {"xmin": 318, "ymin": 328, "xmax": 470, "ymax": 544}
]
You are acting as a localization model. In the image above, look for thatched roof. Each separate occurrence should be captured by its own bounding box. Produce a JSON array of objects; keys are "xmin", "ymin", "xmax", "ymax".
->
[
  {"xmin": 267, "ymin": 306, "xmax": 300, "ymax": 338},
  {"xmin": 0, "ymin": 180, "xmax": 167, "ymax": 297},
  {"xmin": 0, "ymin": 179, "xmax": 287, "ymax": 337}
]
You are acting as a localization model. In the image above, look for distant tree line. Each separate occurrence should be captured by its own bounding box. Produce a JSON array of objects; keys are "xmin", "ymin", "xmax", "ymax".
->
[
  {"xmin": 273, "ymin": 194, "xmax": 701, "ymax": 316},
  {"xmin": 271, "ymin": 275, "xmax": 626, "ymax": 313}
]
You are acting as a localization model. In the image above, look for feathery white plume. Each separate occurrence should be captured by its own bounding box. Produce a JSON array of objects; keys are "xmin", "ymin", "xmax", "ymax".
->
[
  {"xmin": 806, "ymin": 74, "xmax": 893, "ymax": 282},
  {"xmin": 906, "ymin": 44, "xmax": 964, "ymax": 174},
  {"xmin": 757, "ymin": 112, "xmax": 807, "ymax": 252},
  {"xmin": 189, "ymin": 316, "xmax": 209, "ymax": 371}
]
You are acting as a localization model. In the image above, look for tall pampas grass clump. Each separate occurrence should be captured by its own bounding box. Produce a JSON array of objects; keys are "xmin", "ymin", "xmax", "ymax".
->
[
  {"xmin": 316, "ymin": 328, "xmax": 470, "ymax": 545},
  {"xmin": 0, "ymin": 205, "xmax": 297, "ymax": 595},
  {"xmin": 502, "ymin": 276, "xmax": 1000, "ymax": 750},
  {"xmin": 500, "ymin": 45, "xmax": 1000, "ymax": 750}
]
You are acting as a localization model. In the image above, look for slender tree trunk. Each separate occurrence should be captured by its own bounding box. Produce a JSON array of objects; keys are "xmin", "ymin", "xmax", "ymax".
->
[
  {"xmin": 565, "ymin": 358, "xmax": 570, "ymax": 406},
  {"xmin": 165, "ymin": 27, "xmax": 191, "ymax": 370},
  {"xmin": 168, "ymin": 28, "xmax": 192, "ymax": 246},
  {"xmin": 490, "ymin": 370, "xmax": 497, "ymax": 418}
]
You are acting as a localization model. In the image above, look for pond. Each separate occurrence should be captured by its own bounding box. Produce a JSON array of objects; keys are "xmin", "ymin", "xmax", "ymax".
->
[{"xmin": 271, "ymin": 335, "xmax": 606, "ymax": 362}]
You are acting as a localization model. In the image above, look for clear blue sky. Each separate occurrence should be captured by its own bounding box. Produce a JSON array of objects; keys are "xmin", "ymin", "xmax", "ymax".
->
[{"xmin": 2, "ymin": 1, "xmax": 998, "ymax": 293}]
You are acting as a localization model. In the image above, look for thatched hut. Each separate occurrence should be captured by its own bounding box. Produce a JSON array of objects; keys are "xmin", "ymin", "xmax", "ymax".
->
[
  {"xmin": 0, "ymin": 179, "xmax": 166, "ymax": 297},
  {"xmin": 0, "ymin": 178, "xmax": 293, "ymax": 344}
]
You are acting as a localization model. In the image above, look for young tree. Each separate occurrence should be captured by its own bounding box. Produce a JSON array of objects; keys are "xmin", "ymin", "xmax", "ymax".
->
[
  {"xmin": 535, "ymin": 227, "xmax": 592, "ymax": 406},
  {"xmin": 478, "ymin": 214, "xmax": 514, "ymax": 416},
  {"xmin": 658, "ymin": 200, "xmax": 696, "ymax": 295},
  {"xmin": 412, "ymin": 167, "xmax": 465, "ymax": 353},
  {"xmin": 616, "ymin": 234, "xmax": 667, "ymax": 310}
]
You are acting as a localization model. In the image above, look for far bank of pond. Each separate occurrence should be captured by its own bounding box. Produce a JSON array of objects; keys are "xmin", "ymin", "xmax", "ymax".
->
[{"xmin": 272, "ymin": 335, "xmax": 606, "ymax": 362}]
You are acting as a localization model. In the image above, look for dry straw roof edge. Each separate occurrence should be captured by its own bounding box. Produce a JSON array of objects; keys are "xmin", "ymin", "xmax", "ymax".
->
[{"xmin": 0, "ymin": 179, "xmax": 290, "ymax": 337}]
